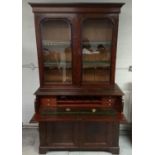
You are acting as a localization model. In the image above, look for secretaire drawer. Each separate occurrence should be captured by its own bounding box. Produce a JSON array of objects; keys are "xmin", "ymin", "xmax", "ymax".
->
[
  {"xmin": 39, "ymin": 105, "xmax": 117, "ymax": 116},
  {"xmin": 39, "ymin": 96, "xmax": 117, "ymax": 108},
  {"xmin": 37, "ymin": 95, "xmax": 122, "ymax": 116},
  {"xmin": 40, "ymin": 98, "xmax": 57, "ymax": 106}
]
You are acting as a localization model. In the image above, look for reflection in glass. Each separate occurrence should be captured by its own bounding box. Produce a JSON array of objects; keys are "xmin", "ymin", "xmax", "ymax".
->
[
  {"xmin": 41, "ymin": 20, "xmax": 72, "ymax": 83},
  {"xmin": 82, "ymin": 19, "xmax": 113, "ymax": 82}
]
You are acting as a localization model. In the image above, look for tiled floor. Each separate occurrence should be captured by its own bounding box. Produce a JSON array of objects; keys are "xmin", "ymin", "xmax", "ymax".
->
[{"xmin": 22, "ymin": 128, "xmax": 132, "ymax": 155}]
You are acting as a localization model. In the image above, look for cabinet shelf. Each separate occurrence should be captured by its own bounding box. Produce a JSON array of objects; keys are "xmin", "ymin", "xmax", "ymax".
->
[
  {"xmin": 44, "ymin": 61, "xmax": 110, "ymax": 69},
  {"xmin": 43, "ymin": 40, "xmax": 70, "ymax": 46},
  {"xmin": 83, "ymin": 41, "xmax": 112, "ymax": 46},
  {"xmin": 43, "ymin": 40, "xmax": 112, "ymax": 47}
]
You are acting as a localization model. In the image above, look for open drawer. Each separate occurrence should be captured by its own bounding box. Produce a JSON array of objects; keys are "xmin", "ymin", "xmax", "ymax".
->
[{"xmin": 37, "ymin": 96, "xmax": 123, "ymax": 115}]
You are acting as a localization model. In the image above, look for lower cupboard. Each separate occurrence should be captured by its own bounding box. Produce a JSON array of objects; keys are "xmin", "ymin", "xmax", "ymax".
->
[{"xmin": 39, "ymin": 121, "xmax": 120, "ymax": 154}]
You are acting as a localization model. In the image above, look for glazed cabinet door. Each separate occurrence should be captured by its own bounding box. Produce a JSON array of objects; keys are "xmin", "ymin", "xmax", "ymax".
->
[
  {"xmin": 41, "ymin": 19, "xmax": 72, "ymax": 84},
  {"xmin": 82, "ymin": 18, "xmax": 113, "ymax": 83},
  {"xmin": 34, "ymin": 14, "xmax": 76, "ymax": 86},
  {"xmin": 80, "ymin": 15, "xmax": 119, "ymax": 85}
]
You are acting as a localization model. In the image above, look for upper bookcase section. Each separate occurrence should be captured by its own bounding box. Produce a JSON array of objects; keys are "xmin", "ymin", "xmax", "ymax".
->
[{"xmin": 29, "ymin": 3, "xmax": 124, "ymax": 87}]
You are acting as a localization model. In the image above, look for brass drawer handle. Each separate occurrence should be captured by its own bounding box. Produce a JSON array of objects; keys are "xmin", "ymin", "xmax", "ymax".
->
[
  {"xmin": 65, "ymin": 108, "xmax": 71, "ymax": 112},
  {"xmin": 92, "ymin": 108, "xmax": 96, "ymax": 113}
]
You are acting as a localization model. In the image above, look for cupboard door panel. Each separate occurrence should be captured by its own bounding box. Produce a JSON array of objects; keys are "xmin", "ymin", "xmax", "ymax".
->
[
  {"xmin": 80, "ymin": 122, "xmax": 108, "ymax": 147},
  {"xmin": 45, "ymin": 122, "xmax": 78, "ymax": 148},
  {"xmin": 79, "ymin": 122, "xmax": 119, "ymax": 148}
]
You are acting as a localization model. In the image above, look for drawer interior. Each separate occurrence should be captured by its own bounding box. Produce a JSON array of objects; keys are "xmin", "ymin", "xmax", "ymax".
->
[{"xmin": 39, "ymin": 96, "xmax": 117, "ymax": 116}]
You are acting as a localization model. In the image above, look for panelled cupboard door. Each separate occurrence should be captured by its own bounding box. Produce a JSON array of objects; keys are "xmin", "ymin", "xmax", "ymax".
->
[
  {"xmin": 43, "ymin": 122, "xmax": 79, "ymax": 148},
  {"xmin": 39, "ymin": 122, "xmax": 119, "ymax": 149},
  {"xmin": 79, "ymin": 122, "xmax": 108, "ymax": 148},
  {"xmin": 79, "ymin": 122, "xmax": 119, "ymax": 148}
]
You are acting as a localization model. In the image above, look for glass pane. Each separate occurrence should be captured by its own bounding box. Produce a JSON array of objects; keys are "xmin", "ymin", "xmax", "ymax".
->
[
  {"xmin": 41, "ymin": 20, "xmax": 72, "ymax": 83},
  {"xmin": 82, "ymin": 19, "xmax": 112, "ymax": 83}
]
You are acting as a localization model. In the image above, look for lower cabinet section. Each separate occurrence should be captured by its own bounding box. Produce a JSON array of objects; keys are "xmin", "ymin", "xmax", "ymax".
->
[{"xmin": 39, "ymin": 121, "xmax": 120, "ymax": 154}]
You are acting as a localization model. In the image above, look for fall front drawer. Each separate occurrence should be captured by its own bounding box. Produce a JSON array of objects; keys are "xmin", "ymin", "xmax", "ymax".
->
[{"xmin": 38, "ymin": 96, "xmax": 118, "ymax": 116}]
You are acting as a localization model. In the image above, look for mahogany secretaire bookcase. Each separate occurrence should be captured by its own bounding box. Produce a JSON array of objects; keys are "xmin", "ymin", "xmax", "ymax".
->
[{"xmin": 29, "ymin": 3, "xmax": 126, "ymax": 154}]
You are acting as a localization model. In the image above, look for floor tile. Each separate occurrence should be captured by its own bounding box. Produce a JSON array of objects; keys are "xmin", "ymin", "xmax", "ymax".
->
[
  {"xmin": 69, "ymin": 152, "xmax": 80, "ymax": 155},
  {"xmin": 119, "ymin": 135, "xmax": 132, "ymax": 155},
  {"xmin": 72, "ymin": 152, "xmax": 111, "ymax": 155},
  {"xmin": 47, "ymin": 152, "xmax": 69, "ymax": 155}
]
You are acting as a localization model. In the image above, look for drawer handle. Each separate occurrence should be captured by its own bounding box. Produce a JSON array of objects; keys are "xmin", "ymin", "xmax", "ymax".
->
[
  {"xmin": 66, "ymin": 108, "xmax": 71, "ymax": 112},
  {"xmin": 108, "ymin": 103, "xmax": 112, "ymax": 106},
  {"xmin": 92, "ymin": 108, "xmax": 96, "ymax": 113}
]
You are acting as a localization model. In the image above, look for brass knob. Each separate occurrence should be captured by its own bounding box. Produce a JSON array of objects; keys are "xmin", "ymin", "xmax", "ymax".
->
[
  {"xmin": 66, "ymin": 108, "xmax": 71, "ymax": 112},
  {"xmin": 109, "ymin": 99, "xmax": 112, "ymax": 102},
  {"xmin": 47, "ymin": 99, "xmax": 50, "ymax": 102},
  {"xmin": 108, "ymin": 103, "xmax": 111, "ymax": 106},
  {"xmin": 92, "ymin": 108, "xmax": 96, "ymax": 113}
]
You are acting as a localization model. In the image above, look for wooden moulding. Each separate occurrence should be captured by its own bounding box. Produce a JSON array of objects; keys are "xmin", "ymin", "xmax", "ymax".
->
[
  {"xmin": 29, "ymin": 3, "xmax": 124, "ymax": 14},
  {"xmin": 34, "ymin": 84, "xmax": 124, "ymax": 96},
  {"xmin": 30, "ymin": 113, "xmax": 127, "ymax": 124}
]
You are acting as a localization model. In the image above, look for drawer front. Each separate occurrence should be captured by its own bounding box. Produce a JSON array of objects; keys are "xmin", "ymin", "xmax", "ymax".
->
[
  {"xmin": 101, "ymin": 96, "xmax": 123, "ymax": 112},
  {"xmin": 40, "ymin": 98, "xmax": 56, "ymax": 107},
  {"xmin": 102, "ymin": 97, "xmax": 115, "ymax": 108},
  {"xmin": 39, "ymin": 106, "xmax": 116, "ymax": 116}
]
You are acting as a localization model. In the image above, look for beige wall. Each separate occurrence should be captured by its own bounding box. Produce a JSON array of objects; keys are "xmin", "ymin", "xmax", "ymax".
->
[{"xmin": 22, "ymin": 0, "xmax": 132, "ymax": 125}]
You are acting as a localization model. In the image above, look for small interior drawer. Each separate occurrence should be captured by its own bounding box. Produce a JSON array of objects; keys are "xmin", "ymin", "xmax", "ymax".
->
[
  {"xmin": 40, "ymin": 98, "xmax": 56, "ymax": 106},
  {"xmin": 39, "ymin": 96, "xmax": 116, "ymax": 106},
  {"xmin": 102, "ymin": 97, "xmax": 115, "ymax": 108}
]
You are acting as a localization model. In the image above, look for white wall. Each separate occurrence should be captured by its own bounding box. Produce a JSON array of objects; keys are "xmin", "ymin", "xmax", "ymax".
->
[{"xmin": 22, "ymin": 0, "xmax": 132, "ymax": 125}]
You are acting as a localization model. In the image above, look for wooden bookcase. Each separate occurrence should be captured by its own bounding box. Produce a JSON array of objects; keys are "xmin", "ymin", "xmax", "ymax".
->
[{"xmin": 29, "ymin": 3, "xmax": 126, "ymax": 154}]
